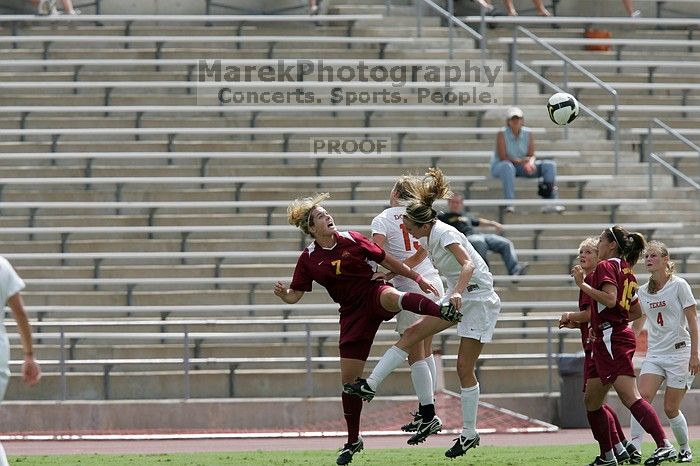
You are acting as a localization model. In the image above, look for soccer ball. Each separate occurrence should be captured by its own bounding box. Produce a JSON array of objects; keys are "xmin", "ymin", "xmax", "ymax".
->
[{"xmin": 547, "ymin": 92, "xmax": 579, "ymax": 126}]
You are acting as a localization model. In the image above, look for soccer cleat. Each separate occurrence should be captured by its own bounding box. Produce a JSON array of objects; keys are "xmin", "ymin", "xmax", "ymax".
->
[
  {"xmin": 407, "ymin": 416, "xmax": 442, "ymax": 445},
  {"xmin": 616, "ymin": 448, "xmax": 631, "ymax": 465},
  {"xmin": 587, "ymin": 456, "xmax": 618, "ymax": 466},
  {"xmin": 336, "ymin": 436, "xmax": 363, "ymax": 465},
  {"xmin": 401, "ymin": 411, "xmax": 421, "ymax": 432},
  {"xmin": 445, "ymin": 433, "xmax": 480, "ymax": 458},
  {"xmin": 677, "ymin": 450, "xmax": 692, "ymax": 463},
  {"xmin": 644, "ymin": 446, "xmax": 677, "ymax": 465},
  {"xmin": 627, "ymin": 446, "xmax": 642, "ymax": 464},
  {"xmin": 439, "ymin": 301, "xmax": 462, "ymax": 323},
  {"xmin": 342, "ymin": 378, "xmax": 375, "ymax": 402}
]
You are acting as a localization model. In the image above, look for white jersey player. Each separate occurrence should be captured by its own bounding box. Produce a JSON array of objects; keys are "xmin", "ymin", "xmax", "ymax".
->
[
  {"xmin": 345, "ymin": 169, "xmax": 501, "ymax": 457},
  {"xmin": 0, "ymin": 256, "xmax": 41, "ymax": 466},
  {"xmin": 630, "ymin": 242, "xmax": 699, "ymax": 463},
  {"xmin": 371, "ymin": 177, "xmax": 445, "ymax": 435}
]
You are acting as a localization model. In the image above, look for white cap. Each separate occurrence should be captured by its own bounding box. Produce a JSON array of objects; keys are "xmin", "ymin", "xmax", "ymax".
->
[{"xmin": 506, "ymin": 106, "xmax": 524, "ymax": 119}]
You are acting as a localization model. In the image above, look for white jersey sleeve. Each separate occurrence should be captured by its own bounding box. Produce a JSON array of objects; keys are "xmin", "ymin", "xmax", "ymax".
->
[
  {"xmin": 371, "ymin": 214, "xmax": 390, "ymax": 238},
  {"xmin": 0, "ymin": 256, "xmax": 25, "ymax": 307},
  {"xmin": 438, "ymin": 228, "xmax": 463, "ymax": 249},
  {"xmin": 677, "ymin": 277, "xmax": 697, "ymax": 309}
]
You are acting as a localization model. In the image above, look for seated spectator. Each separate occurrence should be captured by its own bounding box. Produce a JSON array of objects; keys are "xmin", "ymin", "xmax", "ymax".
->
[
  {"xmin": 33, "ymin": 0, "xmax": 79, "ymax": 15},
  {"xmin": 438, "ymin": 193, "xmax": 529, "ymax": 275},
  {"xmin": 491, "ymin": 106, "xmax": 564, "ymax": 214}
]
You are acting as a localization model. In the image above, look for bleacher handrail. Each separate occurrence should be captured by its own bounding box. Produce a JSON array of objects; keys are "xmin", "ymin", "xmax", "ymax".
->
[
  {"xmin": 416, "ymin": 0, "xmax": 485, "ymax": 60},
  {"xmin": 646, "ymin": 118, "xmax": 700, "ymax": 199},
  {"xmin": 509, "ymin": 26, "xmax": 620, "ymax": 175}
]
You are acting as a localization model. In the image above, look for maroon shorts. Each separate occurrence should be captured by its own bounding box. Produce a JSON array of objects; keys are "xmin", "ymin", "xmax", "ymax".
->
[
  {"xmin": 589, "ymin": 326, "xmax": 636, "ymax": 385},
  {"xmin": 338, "ymin": 283, "xmax": 395, "ymax": 361}
]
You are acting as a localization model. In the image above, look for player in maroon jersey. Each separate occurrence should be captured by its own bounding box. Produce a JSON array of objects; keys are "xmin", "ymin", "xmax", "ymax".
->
[
  {"xmin": 573, "ymin": 226, "xmax": 676, "ymax": 466},
  {"xmin": 560, "ymin": 237, "xmax": 639, "ymax": 464},
  {"xmin": 273, "ymin": 193, "xmax": 461, "ymax": 466}
]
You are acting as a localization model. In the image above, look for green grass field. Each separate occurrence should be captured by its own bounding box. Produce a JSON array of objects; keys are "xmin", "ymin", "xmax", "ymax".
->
[{"xmin": 10, "ymin": 441, "xmax": 700, "ymax": 466}]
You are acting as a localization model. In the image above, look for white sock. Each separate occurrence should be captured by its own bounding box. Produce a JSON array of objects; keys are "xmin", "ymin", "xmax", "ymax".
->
[
  {"xmin": 630, "ymin": 413, "xmax": 644, "ymax": 453},
  {"xmin": 0, "ymin": 441, "xmax": 9, "ymax": 466},
  {"xmin": 669, "ymin": 412, "xmax": 689, "ymax": 451},
  {"xmin": 367, "ymin": 345, "xmax": 407, "ymax": 391},
  {"xmin": 614, "ymin": 442, "xmax": 625, "ymax": 455},
  {"xmin": 460, "ymin": 383, "xmax": 480, "ymax": 439},
  {"xmin": 409, "ymin": 360, "xmax": 434, "ymax": 406},
  {"xmin": 424, "ymin": 354, "xmax": 437, "ymax": 393}
]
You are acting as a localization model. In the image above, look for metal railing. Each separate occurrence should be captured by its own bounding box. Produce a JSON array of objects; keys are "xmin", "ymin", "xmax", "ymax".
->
[
  {"xmin": 6, "ymin": 317, "xmax": 573, "ymax": 400},
  {"xmin": 646, "ymin": 118, "xmax": 700, "ymax": 199},
  {"xmin": 509, "ymin": 26, "xmax": 620, "ymax": 175},
  {"xmin": 415, "ymin": 0, "xmax": 486, "ymax": 61}
]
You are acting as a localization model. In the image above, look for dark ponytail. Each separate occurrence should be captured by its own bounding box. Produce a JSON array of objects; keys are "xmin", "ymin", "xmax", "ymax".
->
[{"xmin": 607, "ymin": 225, "xmax": 646, "ymax": 266}]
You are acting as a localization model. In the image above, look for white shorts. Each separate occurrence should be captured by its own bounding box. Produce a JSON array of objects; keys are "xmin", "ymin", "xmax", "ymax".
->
[
  {"xmin": 394, "ymin": 272, "xmax": 444, "ymax": 335},
  {"xmin": 640, "ymin": 353, "xmax": 695, "ymax": 390},
  {"xmin": 456, "ymin": 292, "xmax": 501, "ymax": 343},
  {"xmin": 0, "ymin": 325, "xmax": 10, "ymax": 401}
]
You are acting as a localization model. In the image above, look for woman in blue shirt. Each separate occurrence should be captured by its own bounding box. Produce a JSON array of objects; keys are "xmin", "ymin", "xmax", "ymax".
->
[{"xmin": 491, "ymin": 106, "xmax": 564, "ymax": 214}]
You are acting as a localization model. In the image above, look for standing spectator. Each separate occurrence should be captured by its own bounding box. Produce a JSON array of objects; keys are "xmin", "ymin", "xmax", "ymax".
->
[
  {"xmin": 621, "ymin": 0, "xmax": 641, "ymax": 17},
  {"xmin": 33, "ymin": 0, "xmax": 79, "ymax": 15},
  {"xmin": 0, "ymin": 256, "xmax": 41, "ymax": 466},
  {"xmin": 491, "ymin": 106, "xmax": 564, "ymax": 214},
  {"xmin": 630, "ymin": 241, "xmax": 698, "ymax": 463},
  {"xmin": 438, "ymin": 193, "xmax": 528, "ymax": 275},
  {"xmin": 474, "ymin": 0, "xmax": 552, "ymax": 16}
]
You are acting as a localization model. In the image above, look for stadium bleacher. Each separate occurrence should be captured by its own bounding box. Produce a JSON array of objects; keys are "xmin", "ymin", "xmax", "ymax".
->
[{"xmin": 0, "ymin": 0, "xmax": 699, "ymax": 436}]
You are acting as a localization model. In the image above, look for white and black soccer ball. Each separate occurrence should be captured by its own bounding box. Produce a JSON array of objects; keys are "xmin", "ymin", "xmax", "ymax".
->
[{"xmin": 547, "ymin": 92, "xmax": 579, "ymax": 126}]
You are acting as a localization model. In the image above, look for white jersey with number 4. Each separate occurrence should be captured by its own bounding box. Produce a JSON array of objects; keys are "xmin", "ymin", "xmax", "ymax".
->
[
  {"xmin": 638, "ymin": 275, "xmax": 696, "ymax": 356},
  {"xmin": 371, "ymin": 207, "xmax": 439, "ymax": 290},
  {"xmin": 420, "ymin": 220, "xmax": 494, "ymax": 299}
]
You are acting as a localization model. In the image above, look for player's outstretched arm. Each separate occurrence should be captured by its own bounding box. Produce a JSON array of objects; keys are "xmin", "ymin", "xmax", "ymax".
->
[
  {"xmin": 273, "ymin": 281, "xmax": 304, "ymax": 304},
  {"xmin": 7, "ymin": 293, "xmax": 41, "ymax": 386},
  {"xmin": 684, "ymin": 304, "xmax": 699, "ymax": 375}
]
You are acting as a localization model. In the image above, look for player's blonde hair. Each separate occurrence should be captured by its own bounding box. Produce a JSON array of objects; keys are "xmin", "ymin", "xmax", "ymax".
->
[
  {"xmin": 404, "ymin": 168, "xmax": 453, "ymax": 225},
  {"xmin": 287, "ymin": 192, "xmax": 330, "ymax": 236},
  {"xmin": 578, "ymin": 237, "xmax": 598, "ymax": 253},
  {"xmin": 645, "ymin": 240, "xmax": 676, "ymax": 294},
  {"xmin": 391, "ymin": 175, "xmax": 421, "ymax": 202}
]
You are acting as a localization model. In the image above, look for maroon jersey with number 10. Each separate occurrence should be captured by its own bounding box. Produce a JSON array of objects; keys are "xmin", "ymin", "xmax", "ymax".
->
[{"xmin": 588, "ymin": 257, "xmax": 639, "ymax": 337}]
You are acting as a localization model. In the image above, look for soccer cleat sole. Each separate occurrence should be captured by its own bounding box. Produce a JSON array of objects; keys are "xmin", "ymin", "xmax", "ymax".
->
[{"xmin": 407, "ymin": 417, "xmax": 442, "ymax": 445}]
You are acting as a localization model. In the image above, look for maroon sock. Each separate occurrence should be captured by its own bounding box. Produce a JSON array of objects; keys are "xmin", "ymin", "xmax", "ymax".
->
[
  {"xmin": 400, "ymin": 292, "xmax": 442, "ymax": 318},
  {"xmin": 587, "ymin": 408, "xmax": 613, "ymax": 455},
  {"xmin": 603, "ymin": 403, "xmax": 626, "ymax": 443},
  {"xmin": 603, "ymin": 404, "xmax": 621, "ymax": 445},
  {"xmin": 342, "ymin": 392, "xmax": 363, "ymax": 444},
  {"xmin": 630, "ymin": 399, "xmax": 666, "ymax": 448}
]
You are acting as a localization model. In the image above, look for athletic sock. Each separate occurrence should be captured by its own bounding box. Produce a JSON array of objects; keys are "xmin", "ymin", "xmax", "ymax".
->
[
  {"xmin": 603, "ymin": 403, "xmax": 626, "ymax": 442},
  {"xmin": 587, "ymin": 408, "xmax": 613, "ymax": 455},
  {"xmin": 409, "ymin": 359, "xmax": 434, "ymax": 407},
  {"xmin": 342, "ymin": 392, "xmax": 363, "ymax": 444},
  {"xmin": 366, "ymin": 345, "xmax": 407, "ymax": 391},
  {"xmin": 418, "ymin": 403, "xmax": 436, "ymax": 422},
  {"xmin": 669, "ymin": 411, "xmax": 689, "ymax": 452},
  {"xmin": 0, "ymin": 441, "xmax": 11, "ymax": 466},
  {"xmin": 460, "ymin": 383, "xmax": 480, "ymax": 439},
  {"xmin": 630, "ymin": 413, "xmax": 644, "ymax": 452},
  {"xmin": 629, "ymin": 398, "xmax": 667, "ymax": 448},
  {"xmin": 424, "ymin": 354, "xmax": 438, "ymax": 393},
  {"xmin": 399, "ymin": 292, "xmax": 442, "ymax": 318}
]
